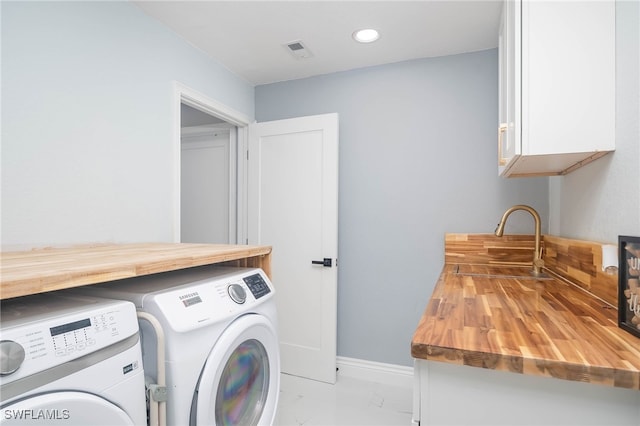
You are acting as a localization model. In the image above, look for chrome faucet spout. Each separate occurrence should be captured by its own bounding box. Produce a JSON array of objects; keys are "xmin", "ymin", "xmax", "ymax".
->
[{"xmin": 495, "ymin": 205, "xmax": 544, "ymax": 276}]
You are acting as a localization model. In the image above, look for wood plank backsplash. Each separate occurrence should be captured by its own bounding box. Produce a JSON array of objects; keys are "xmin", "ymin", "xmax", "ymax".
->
[
  {"xmin": 444, "ymin": 233, "xmax": 537, "ymax": 266},
  {"xmin": 445, "ymin": 233, "xmax": 619, "ymax": 307},
  {"xmin": 543, "ymin": 235, "xmax": 618, "ymax": 306}
]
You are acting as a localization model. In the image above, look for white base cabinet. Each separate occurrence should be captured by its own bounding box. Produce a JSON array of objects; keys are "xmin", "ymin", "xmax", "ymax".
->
[
  {"xmin": 498, "ymin": 0, "xmax": 616, "ymax": 177},
  {"xmin": 412, "ymin": 360, "xmax": 640, "ymax": 426}
]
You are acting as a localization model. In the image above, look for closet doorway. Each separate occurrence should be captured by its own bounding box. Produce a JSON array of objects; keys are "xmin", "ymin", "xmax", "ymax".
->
[
  {"xmin": 180, "ymin": 104, "xmax": 236, "ymax": 244},
  {"xmin": 174, "ymin": 82, "xmax": 251, "ymax": 245}
]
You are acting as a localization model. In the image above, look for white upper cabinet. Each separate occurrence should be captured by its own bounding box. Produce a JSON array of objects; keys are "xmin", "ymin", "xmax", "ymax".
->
[{"xmin": 498, "ymin": 0, "xmax": 616, "ymax": 177}]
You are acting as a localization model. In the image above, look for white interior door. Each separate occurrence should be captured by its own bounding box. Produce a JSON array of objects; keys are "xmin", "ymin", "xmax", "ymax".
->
[
  {"xmin": 181, "ymin": 125, "xmax": 236, "ymax": 244},
  {"xmin": 248, "ymin": 113, "xmax": 338, "ymax": 384}
]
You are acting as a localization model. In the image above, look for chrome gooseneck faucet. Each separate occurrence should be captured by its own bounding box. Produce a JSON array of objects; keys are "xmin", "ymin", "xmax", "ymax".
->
[{"xmin": 495, "ymin": 205, "xmax": 544, "ymax": 276}]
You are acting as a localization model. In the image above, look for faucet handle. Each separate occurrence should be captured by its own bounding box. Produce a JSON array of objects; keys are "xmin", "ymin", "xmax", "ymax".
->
[{"xmin": 534, "ymin": 246, "xmax": 544, "ymax": 267}]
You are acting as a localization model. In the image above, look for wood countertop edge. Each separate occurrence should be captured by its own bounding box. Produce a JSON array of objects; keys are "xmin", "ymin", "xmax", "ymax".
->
[
  {"xmin": 0, "ymin": 243, "xmax": 272, "ymax": 300},
  {"xmin": 411, "ymin": 343, "xmax": 640, "ymax": 390},
  {"xmin": 411, "ymin": 264, "xmax": 640, "ymax": 391}
]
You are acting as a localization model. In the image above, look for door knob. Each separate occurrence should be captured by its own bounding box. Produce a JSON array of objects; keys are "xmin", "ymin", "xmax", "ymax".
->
[{"xmin": 311, "ymin": 258, "xmax": 332, "ymax": 267}]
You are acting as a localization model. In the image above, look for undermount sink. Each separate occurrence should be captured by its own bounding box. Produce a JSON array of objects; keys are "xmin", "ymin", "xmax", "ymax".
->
[{"xmin": 453, "ymin": 264, "xmax": 554, "ymax": 280}]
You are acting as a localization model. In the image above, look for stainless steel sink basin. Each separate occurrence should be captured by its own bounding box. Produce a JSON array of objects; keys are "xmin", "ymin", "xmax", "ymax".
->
[{"xmin": 453, "ymin": 264, "xmax": 554, "ymax": 280}]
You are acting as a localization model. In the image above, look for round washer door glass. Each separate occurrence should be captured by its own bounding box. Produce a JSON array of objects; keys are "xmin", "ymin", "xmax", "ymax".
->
[
  {"xmin": 215, "ymin": 339, "xmax": 269, "ymax": 425},
  {"xmin": 193, "ymin": 314, "xmax": 279, "ymax": 426}
]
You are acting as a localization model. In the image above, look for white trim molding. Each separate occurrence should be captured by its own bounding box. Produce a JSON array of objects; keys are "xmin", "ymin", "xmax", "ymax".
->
[
  {"xmin": 174, "ymin": 82, "xmax": 251, "ymax": 127},
  {"xmin": 336, "ymin": 356, "xmax": 413, "ymax": 390},
  {"xmin": 181, "ymin": 123, "xmax": 234, "ymax": 139}
]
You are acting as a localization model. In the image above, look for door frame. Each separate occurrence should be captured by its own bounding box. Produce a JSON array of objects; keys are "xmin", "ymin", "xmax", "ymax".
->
[{"xmin": 172, "ymin": 81, "xmax": 251, "ymax": 243}]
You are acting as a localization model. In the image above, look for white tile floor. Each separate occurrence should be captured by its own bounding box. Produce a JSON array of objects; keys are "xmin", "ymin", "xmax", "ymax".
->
[{"xmin": 274, "ymin": 373, "xmax": 413, "ymax": 426}]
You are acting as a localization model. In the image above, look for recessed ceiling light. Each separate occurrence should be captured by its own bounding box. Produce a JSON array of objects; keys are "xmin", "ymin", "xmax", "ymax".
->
[{"xmin": 353, "ymin": 29, "xmax": 380, "ymax": 43}]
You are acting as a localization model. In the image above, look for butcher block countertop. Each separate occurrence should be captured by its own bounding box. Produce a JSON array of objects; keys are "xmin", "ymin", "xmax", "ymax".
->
[
  {"xmin": 411, "ymin": 234, "xmax": 640, "ymax": 390},
  {"xmin": 0, "ymin": 243, "xmax": 272, "ymax": 300}
]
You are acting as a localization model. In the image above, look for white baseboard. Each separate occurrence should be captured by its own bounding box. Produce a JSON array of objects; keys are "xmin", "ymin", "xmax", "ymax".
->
[{"xmin": 336, "ymin": 356, "xmax": 414, "ymax": 390}]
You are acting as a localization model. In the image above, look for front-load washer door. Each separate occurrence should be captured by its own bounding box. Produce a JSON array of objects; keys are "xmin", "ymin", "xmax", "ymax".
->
[
  {"xmin": 192, "ymin": 314, "xmax": 280, "ymax": 426},
  {"xmin": 1, "ymin": 391, "xmax": 136, "ymax": 425}
]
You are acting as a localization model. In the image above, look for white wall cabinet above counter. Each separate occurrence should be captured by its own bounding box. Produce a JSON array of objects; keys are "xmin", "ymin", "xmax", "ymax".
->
[{"xmin": 498, "ymin": 0, "xmax": 615, "ymax": 177}]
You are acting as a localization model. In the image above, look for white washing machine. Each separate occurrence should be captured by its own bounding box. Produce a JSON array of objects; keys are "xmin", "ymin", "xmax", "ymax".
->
[
  {"xmin": 0, "ymin": 293, "xmax": 146, "ymax": 425},
  {"xmin": 70, "ymin": 265, "xmax": 280, "ymax": 426}
]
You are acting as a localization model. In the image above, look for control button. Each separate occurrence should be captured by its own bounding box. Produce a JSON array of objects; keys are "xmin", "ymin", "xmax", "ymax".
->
[
  {"xmin": 0, "ymin": 340, "xmax": 26, "ymax": 376},
  {"xmin": 227, "ymin": 284, "xmax": 247, "ymax": 304}
]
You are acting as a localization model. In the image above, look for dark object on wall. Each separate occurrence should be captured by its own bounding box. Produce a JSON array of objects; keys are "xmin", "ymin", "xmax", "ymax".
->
[{"xmin": 618, "ymin": 235, "xmax": 640, "ymax": 338}]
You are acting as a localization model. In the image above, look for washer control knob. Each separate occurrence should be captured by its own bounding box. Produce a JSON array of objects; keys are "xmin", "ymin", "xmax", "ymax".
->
[
  {"xmin": 0, "ymin": 340, "xmax": 25, "ymax": 376},
  {"xmin": 227, "ymin": 284, "xmax": 247, "ymax": 304}
]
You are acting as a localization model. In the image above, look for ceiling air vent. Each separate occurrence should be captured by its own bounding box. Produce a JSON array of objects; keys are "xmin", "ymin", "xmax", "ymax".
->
[{"xmin": 285, "ymin": 40, "xmax": 313, "ymax": 59}]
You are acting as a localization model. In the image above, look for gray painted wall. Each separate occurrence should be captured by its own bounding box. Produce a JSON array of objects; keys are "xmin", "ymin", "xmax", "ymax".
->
[
  {"xmin": 1, "ymin": 1, "xmax": 254, "ymax": 248},
  {"xmin": 549, "ymin": 0, "xmax": 640, "ymax": 242},
  {"xmin": 255, "ymin": 50, "xmax": 549, "ymax": 366}
]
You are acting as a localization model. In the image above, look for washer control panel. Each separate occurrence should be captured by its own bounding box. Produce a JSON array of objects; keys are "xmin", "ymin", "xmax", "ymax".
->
[
  {"xmin": 152, "ymin": 268, "xmax": 275, "ymax": 332},
  {"xmin": 0, "ymin": 296, "xmax": 138, "ymax": 382},
  {"xmin": 243, "ymin": 273, "xmax": 271, "ymax": 299}
]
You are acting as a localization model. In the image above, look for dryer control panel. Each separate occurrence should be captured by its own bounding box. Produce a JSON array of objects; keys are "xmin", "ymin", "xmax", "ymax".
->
[
  {"xmin": 151, "ymin": 268, "xmax": 275, "ymax": 333},
  {"xmin": 0, "ymin": 296, "xmax": 139, "ymax": 382},
  {"xmin": 243, "ymin": 273, "xmax": 271, "ymax": 299}
]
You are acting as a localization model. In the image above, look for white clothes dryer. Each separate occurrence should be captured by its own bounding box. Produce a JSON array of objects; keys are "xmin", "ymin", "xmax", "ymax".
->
[
  {"xmin": 0, "ymin": 293, "xmax": 146, "ymax": 426},
  {"xmin": 71, "ymin": 266, "xmax": 280, "ymax": 426}
]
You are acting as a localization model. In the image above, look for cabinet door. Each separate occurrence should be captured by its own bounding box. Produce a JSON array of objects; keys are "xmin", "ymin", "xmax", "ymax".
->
[
  {"xmin": 498, "ymin": 0, "xmax": 520, "ymax": 175},
  {"xmin": 522, "ymin": 0, "xmax": 615, "ymax": 156},
  {"xmin": 499, "ymin": 0, "xmax": 615, "ymax": 177},
  {"xmin": 498, "ymin": 4, "xmax": 508, "ymax": 170}
]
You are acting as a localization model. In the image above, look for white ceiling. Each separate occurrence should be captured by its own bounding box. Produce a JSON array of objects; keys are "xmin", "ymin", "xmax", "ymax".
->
[{"xmin": 133, "ymin": 0, "xmax": 503, "ymax": 86}]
